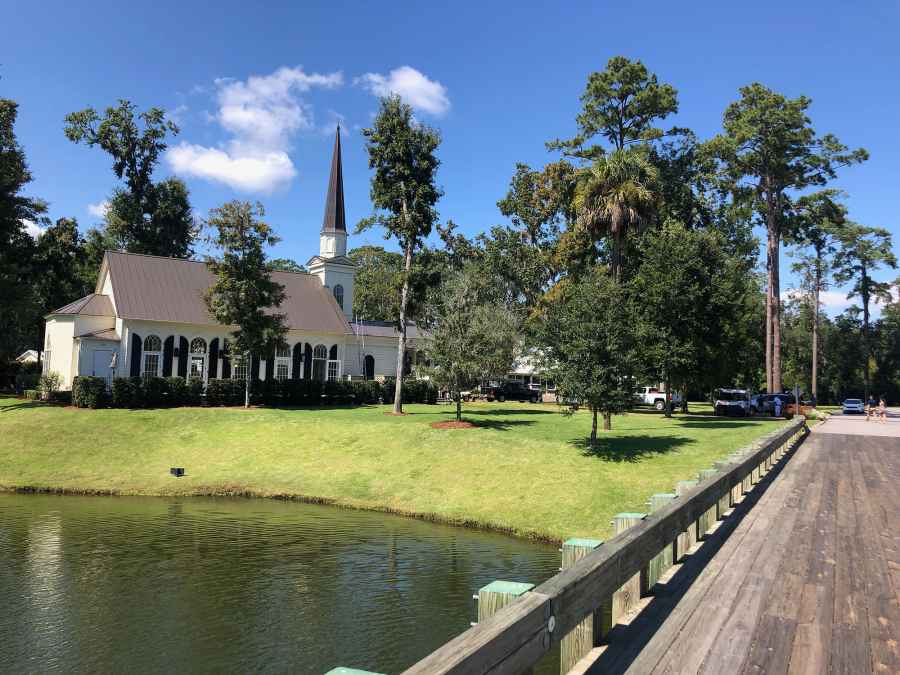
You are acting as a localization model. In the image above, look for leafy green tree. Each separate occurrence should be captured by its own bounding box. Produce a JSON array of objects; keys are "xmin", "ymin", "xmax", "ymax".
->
[
  {"xmin": 832, "ymin": 224, "xmax": 897, "ymax": 400},
  {"xmin": 425, "ymin": 265, "xmax": 519, "ymax": 422},
  {"xmin": 32, "ymin": 217, "xmax": 92, "ymax": 338},
  {"xmin": 65, "ymin": 100, "xmax": 195, "ymax": 257},
  {"xmin": 497, "ymin": 161, "xmax": 576, "ymax": 247},
  {"xmin": 358, "ymin": 95, "xmax": 442, "ymax": 414},
  {"xmin": 707, "ymin": 83, "xmax": 867, "ymax": 394},
  {"xmin": 0, "ymin": 99, "xmax": 45, "ymax": 361},
  {"xmin": 267, "ymin": 258, "xmax": 306, "ymax": 273},
  {"xmin": 572, "ymin": 147, "xmax": 660, "ymax": 281},
  {"xmin": 549, "ymin": 56, "xmax": 678, "ymax": 158},
  {"xmin": 873, "ymin": 294, "xmax": 900, "ymax": 402},
  {"xmin": 348, "ymin": 245, "xmax": 404, "ymax": 321},
  {"xmin": 632, "ymin": 220, "xmax": 739, "ymax": 415},
  {"xmin": 536, "ymin": 269, "xmax": 640, "ymax": 446},
  {"xmin": 204, "ymin": 201, "xmax": 288, "ymax": 407},
  {"xmin": 788, "ymin": 190, "xmax": 847, "ymax": 401}
]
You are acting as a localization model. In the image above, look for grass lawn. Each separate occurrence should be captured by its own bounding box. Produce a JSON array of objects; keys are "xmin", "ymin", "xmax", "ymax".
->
[{"xmin": 3, "ymin": 396, "xmax": 790, "ymax": 542}]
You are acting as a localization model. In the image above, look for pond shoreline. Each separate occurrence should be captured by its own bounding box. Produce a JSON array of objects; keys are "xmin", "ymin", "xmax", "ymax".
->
[{"xmin": 0, "ymin": 483, "xmax": 559, "ymax": 543}]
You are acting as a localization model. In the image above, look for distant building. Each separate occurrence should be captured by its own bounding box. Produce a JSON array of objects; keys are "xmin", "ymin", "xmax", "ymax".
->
[
  {"xmin": 15, "ymin": 350, "xmax": 41, "ymax": 364},
  {"xmin": 42, "ymin": 128, "xmax": 426, "ymax": 389}
]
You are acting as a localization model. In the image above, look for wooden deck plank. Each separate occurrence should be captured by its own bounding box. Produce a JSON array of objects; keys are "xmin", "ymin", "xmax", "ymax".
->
[{"xmin": 599, "ymin": 428, "xmax": 899, "ymax": 675}]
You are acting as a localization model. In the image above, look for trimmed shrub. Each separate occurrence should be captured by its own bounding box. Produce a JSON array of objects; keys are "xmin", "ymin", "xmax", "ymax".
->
[
  {"xmin": 206, "ymin": 378, "xmax": 244, "ymax": 406},
  {"xmin": 187, "ymin": 377, "xmax": 205, "ymax": 405},
  {"xmin": 381, "ymin": 377, "xmax": 437, "ymax": 405},
  {"xmin": 165, "ymin": 377, "xmax": 188, "ymax": 406},
  {"xmin": 350, "ymin": 380, "xmax": 383, "ymax": 404},
  {"xmin": 50, "ymin": 390, "xmax": 72, "ymax": 405},
  {"xmin": 111, "ymin": 377, "xmax": 142, "ymax": 408},
  {"xmin": 72, "ymin": 376, "xmax": 108, "ymax": 408},
  {"xmin": 142, "ymin": 376, "xmax": 168, "ymax": 407},
  {"xmin": 38, "ymin": 371, "xmax": 62, "ymax": 400},
  {"xmin": 24, "ymin": 389, "xmax": 40, "ymax": 400}
]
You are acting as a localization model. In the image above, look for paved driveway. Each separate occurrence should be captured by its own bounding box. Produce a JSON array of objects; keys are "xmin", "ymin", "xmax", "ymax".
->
[{"xmin": 815, "ymin": 407, "xmax": 900, "ymax": 437}]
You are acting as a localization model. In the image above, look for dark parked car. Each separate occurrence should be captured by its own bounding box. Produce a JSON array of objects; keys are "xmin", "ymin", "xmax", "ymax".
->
[
  {"xmin": 484, "ymin": 380, "xmax": 541, "ymax": 403},
  {"xmin": 751, "ymin": 393, "xmax": 796, "ymax": 415}
]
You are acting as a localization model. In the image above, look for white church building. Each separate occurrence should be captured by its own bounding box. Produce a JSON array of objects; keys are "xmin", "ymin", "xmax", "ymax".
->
[{"xmin": 42, "ymin": 129, "xmax": 428, "ymax": 390}]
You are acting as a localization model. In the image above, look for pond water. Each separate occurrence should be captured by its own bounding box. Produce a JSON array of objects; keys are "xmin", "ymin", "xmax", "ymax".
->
[{"xmin": 0, "ymin": 493, "xmax": 562, "ymax": 674}]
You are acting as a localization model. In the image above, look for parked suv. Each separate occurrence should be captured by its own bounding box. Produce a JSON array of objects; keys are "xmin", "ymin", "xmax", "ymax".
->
[
  {"xmin": 484, "ymin": 380, "xmax": 541, "ymax": 403},
  {"xmin": 714, "ymin": 388, "xmax": 752, "ymax": 416}
]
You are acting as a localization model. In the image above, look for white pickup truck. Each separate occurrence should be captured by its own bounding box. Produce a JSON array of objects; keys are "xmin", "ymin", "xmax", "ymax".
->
[{"xmin": 635, "ymin": 386, "xmax": 683, "ymax": 411}]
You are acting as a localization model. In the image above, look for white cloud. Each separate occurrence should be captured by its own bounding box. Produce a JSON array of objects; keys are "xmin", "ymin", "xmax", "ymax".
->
[
  {"xmin": 87, "ymin": 200, "xmax": 110, "ymax": 218},
  {"xmin": 22, "ymin": 219, "xmax": 45, "ymax": 239},
  {"xmin": 166, "ymin": 66, "xmax": 343, "ymax": 193},
  {"xmin": 356, "ymin": 66, "xmax": 450, "ymax": 116},
  {"xmin": 784, "ymin": 288, "xmax": 853, "ymax": 311}
]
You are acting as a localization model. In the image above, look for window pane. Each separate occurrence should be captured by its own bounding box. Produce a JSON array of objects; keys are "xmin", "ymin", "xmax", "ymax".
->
[
  {"xmin": 313, "ymin": 344, "xmax": 327, "ymax": 359},
  {"xmin": 327, "ymin": 360, "xmax": 339, "ymax": 382},
  {"xmin": 143, "ymin": 353, "xmax": 159, "ymax": 379},
  {"xmin": 190, "ymin": 338, "xmax": 207, "ymax": 354},
  {"xmin": 144, "ymin": 335, "xmax": 161, "ymax": 352},
  {"xmin": 276, "ymin": 343, "xmax": 290, "ymax": 358},
  {"xmin": 276, "ymin": 361, "xmax": 289, "ymax": 380},
  {"xmin": 333, "ymin": 285, "xmax": 344, "ymax": 309},
  {"xmin": 189, "ymin": 357, "xmax": 204, "ymax": 378},
  {"xmin": 312, "ymin": 360, "xmax": 326, "ymax": 382}
]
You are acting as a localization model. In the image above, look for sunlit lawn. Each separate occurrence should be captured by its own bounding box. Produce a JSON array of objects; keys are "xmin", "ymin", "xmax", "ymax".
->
[{"xmin": 3, "ymin": 396, "xmax": 789, "ymax": 541}]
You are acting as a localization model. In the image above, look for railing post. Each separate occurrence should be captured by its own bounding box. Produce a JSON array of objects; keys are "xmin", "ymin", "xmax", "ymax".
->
[
  {"xmin": 713, "ymin": 460, "xmax": 735, "ymax": 517},
  {"xmin": 598, "ymin": 513, "xmax": 645, "ymax": 642},
  {"xmin": 560, "ymin": 538, "xmax": 602, "ymax": 674},
  {"xmin": 697, "ymin": 469, "xmax": 718, "ymax": 537},
  {"xmin": 646, "ymin": 494, "xmax": 676, "ymax": 589},
  {"xmin": 675, "ymin": 480, "xmax": 698, "ymax": 560},
  {"xmin": 477, "ymin": 580, "xmax": 535, "ymax": 622}
]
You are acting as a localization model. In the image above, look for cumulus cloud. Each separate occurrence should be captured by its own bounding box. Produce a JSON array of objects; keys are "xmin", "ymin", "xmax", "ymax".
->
[
  {"xmin": 22, "ymin": 219, "xmax": 45, "ymax": 239},
  {"xmin": 356, "ymin": 66, "xmax": 450, "ymax": 116},
  {"xmin": 166, "ymin": 66, "xmax": 343, "ymax": 192},
  {"xmin": 87, "ymin": 200, "xmax": 110, "ymax": 218}
]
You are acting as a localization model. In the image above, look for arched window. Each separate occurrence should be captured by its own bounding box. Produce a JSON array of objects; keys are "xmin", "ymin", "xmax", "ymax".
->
[
  {"xmin": 188, "ymin": 338, "xmax": 207, "ymax": 380},
  {"xmin": 313, "ymin": 344, "xmax": 327, "ymax": 381},
  {"xmin": 142, "ymin": 335, "xmax": 162, "ymax": 379},
  {"xmin": 275, "ymin": 343, "xmax": 291, "ymax": 380},
  {"xmin": 333, "ymin": 284, "xmax": 344, "ymax": 310}
]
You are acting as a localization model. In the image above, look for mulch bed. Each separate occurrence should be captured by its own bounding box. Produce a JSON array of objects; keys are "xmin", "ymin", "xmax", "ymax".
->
[{"xmin": 430, "ymin": 420, "xmax": 475, "ymax": 429}]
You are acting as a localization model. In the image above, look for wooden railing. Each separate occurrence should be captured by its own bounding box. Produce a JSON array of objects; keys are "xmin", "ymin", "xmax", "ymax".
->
[{"xmin": 400, "ymin": 417, "xmax": 807, "ymax": 675}]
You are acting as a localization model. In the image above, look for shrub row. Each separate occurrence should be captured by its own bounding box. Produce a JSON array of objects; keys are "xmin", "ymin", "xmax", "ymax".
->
[{"xmin": 70, "ymin": 375, "xmax": 437, "ymax": 408}]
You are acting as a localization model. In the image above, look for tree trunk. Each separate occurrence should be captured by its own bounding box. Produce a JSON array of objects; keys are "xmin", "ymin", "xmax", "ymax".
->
[
  {"xmin": 393, "ymin": 237, "xmax": 413, "ymax": 415},
  {"xmin": 456, "ymin": 394, "xmax": 462, "ymax": 422},
  {"xmin": 244, "ymin": 354, "xmax": 250, "ymax": 408},
  {"xmin": 590, "ymin": 408, "xmax": 598, "ymax": 449},
  {"xmin": 862, "ymin": 263, "xmax": 870, "ymax": 402},
  {"xmin": 765, "ymin": 201, "xmax": 783, "ymax": 393},
  {"xmin": 602, "ymin": 411, "xmax": 612, "ymax": 431},
  {"xmin": 664, "ymin": 374, "xmax": 672, "ymax": 418},
  {"xmin": 812, "ymin": 251, "xmax": 820, "ymax": 402}
]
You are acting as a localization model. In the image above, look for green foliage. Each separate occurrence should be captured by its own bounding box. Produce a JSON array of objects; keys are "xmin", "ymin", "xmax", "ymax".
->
[
  {"xmin": 267, "ymin": 258, "xmax": 306, "ymax": 273},
  {"xmin": 38, "ymin": 371, "xmax": 62, "ymax": 399},
  {"xmin": 205, "ymin": 201, "xmax": 288, "ymax": 406},
  {"xmin": 536, "ymin": 268, "xmax": 640, "ymax": 445},
  {"xmin": 358, "ymin": 95, "xmax": 442, "ymax": 413},
  {"xmin": 425, "ymin": 265, "xmax": 519, "ymax": 420},
  {"xmin": 64, "ymin": 100, "xmax": 195, "ymax": 258},
  {"xmin": 0, "ymin": 99, "xmax": 46, "ymax": 362},
  {"xmin": 349, "ymin": 245, "xmax": 404, "ymax": 321},
  {"xmin": 24, "ymin": 389, "xmax": 40, "ymax": 400},
  {"xmin": 548, "ymin": 56, "xmax": 679, "ymax": 157},
  {"xmin": 72, "ymin": 376, "xmax": 108, "ymax": 408},
  {"xmin": 111, "ymin": 377, "xmax": 142, "ymax": 408},
  {"xmin": 206, "ymin": 379, "xmax": 245, "ymax": 406}
]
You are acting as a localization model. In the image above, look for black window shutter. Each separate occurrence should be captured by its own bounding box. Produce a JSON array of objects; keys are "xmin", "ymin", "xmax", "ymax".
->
[
  {"xmin": 264, "ymin": 347, "xmax": 274, "ymax": 381},
  {"xmin": 303, "ymin": 344, "xmax": 312, "ymax": 380},
  {"xmin": 209, "ymin": 338, "xmax": 219, "ymax": 379},
  {"xmin": 130, "ymin": 333, "xmax": 142, "ymax": 377},
  {"xmin": 162, "ymin": 336, "xmax": 174, "ymax": 377},
  {"xmin": 222, "ymin": 350, "xmax": 231, "ymax": 379},
  {"xmin": 251, "ymin": 354, "xmax": 260, "ymax": 380},
  {"xmin": 178, "ymin": 337, "xmax": 188, "ymax": 377},
  {"xmin": 329, "ymin": 344, "xmax": 338, "ymax": 360},
  {"xmin": 291, "ymin": 343, "xmax": 303, "ymax": 380}
]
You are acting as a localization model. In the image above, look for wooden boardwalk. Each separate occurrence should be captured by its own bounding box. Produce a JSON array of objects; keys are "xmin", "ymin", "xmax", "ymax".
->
[{"xmin": 589, "ymin": 422, "xmax": 900, "ymax": 674}]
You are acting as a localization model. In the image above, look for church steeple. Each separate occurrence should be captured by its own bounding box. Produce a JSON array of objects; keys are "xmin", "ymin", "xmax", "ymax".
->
[{"xmin": 321, "ymin": 125, "xmax": 346, "ymax": 234}]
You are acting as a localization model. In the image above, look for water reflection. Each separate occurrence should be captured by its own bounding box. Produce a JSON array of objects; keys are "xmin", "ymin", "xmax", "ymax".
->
[{"xmin": 0, "ymin": 494, "xmax": 560, "ymax": 673}]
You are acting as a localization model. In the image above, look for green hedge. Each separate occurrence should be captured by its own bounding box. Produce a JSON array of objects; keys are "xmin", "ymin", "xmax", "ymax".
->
[
  {"xmin": 84, "ymin": 375, "xmax": 436, "ymax": 409},
  {"xmin": 72, "ymin": 376, "xmax": 108, "ymax": 408}
]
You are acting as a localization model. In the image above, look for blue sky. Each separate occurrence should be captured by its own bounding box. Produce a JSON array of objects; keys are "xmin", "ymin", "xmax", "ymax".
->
[{"xmin": 5, "ymin": 0, "xmax": 898, "ymax": 314}]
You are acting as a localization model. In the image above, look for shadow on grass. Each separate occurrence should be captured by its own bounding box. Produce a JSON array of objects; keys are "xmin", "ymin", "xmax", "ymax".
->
[
  {"xmin": 674, "ymin": 421, "xmax": 761, "ymax": 429},
  {"xmin": 0, "ymin": 400, "xmax": 57, "ymax": 413},
  {"xmin": 468, "ymin": 418, "xmax": 538, "ymax": 431},
  {"xmin": 572, "ymin": 434, "xmax": 693, "ymax": 462}
]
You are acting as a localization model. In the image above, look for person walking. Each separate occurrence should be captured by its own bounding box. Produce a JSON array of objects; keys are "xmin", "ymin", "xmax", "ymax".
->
[
  {"xmin": 866, "ymin": 396, "xmax": 877, "ymax": 421},
  {"xmin": 774, "ymin": 396, "xmax": 782, "ymax": 418},
  {"xmin": 878, "ymin": 396, "xmax": 887, "ymax": 424}
]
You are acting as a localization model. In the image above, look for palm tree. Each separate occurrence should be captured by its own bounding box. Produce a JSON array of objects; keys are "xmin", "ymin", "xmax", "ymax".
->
[{"xmin": 573, "ymin": 148, "xmax": 659, "ymax": 282}]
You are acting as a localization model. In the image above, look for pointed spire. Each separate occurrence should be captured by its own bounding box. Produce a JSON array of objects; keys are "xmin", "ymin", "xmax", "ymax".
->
[{"xmin": 321, "ymin": 125, "xmax": 346, "ymax": 233}]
